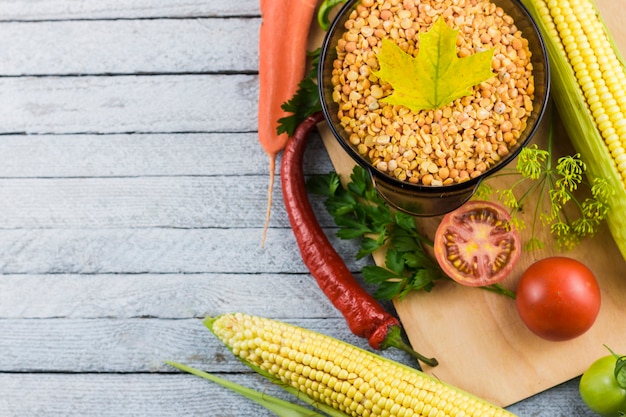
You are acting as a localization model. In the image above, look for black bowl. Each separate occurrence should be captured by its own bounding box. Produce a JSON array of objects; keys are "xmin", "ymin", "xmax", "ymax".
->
[{"xmin": 319, "ymin": 0, "xmax": 550, "ymax": 216}]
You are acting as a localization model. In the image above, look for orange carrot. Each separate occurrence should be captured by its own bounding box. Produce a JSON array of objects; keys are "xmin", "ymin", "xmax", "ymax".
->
[{"xmin": 258, "ymin": 0, "xmax": 319, "ymax": 246}]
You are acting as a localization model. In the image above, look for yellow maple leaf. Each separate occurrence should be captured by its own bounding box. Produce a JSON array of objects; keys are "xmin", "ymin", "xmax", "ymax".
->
[{"xmin": 373, "ymin": 17, "xmax": 495, "ymax": 112}]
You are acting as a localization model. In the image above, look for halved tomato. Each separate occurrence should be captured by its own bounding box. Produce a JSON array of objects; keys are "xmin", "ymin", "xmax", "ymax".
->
[{"xmin": 434, "ymin": 200, "xmax": 521, "ymax": 287}]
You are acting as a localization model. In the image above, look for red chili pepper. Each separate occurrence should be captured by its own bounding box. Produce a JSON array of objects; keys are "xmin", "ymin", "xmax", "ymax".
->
[{"xmin": 280, "ymin": 112, "xmax": 438, "ymax": 367}]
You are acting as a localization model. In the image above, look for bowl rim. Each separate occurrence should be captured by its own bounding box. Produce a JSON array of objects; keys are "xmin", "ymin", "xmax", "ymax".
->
[{"xmin": 318, "ymin": 0, "xmax": 551, "ymax": 193}]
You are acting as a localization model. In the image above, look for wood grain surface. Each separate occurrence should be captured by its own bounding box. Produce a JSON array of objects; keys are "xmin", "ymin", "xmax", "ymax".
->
[
  {"xmin": 0, "ymin": 0, "xmax": 259, "ymax": 20},
  {"xmin": 0, "ymin": 0, "xmax": 614, "ymax": 415}
]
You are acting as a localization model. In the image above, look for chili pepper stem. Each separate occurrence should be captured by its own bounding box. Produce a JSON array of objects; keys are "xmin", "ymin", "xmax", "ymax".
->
[{"xmin": 379, "ymin": 325, "xmax": 439, "ymax": 367}]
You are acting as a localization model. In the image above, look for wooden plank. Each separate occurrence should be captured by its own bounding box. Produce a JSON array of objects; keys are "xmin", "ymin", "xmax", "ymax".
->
[
  {"xmin": 0, "ymin": 273, "xmax": 343, "ymax": 319},
  {"xmin": 0, "ymin": 373, "xmax": 289, "ymax": 417},
  {"xmin": 0, "ymin": 176, "xmax": 335, "ymax": 228},
  {"xmin": 0, "ymin": 318, "xmax": 410, "ymax": 372},
  {"xmin": 0, "ymin": 228, "xmax": 366, "ymax": 274},
  {"xmin": 0, "ymin": 75, "xmax": 258, "ymax": 134},
  {"xmin": 0, "ymin": 18, "xmax": 259, "ymax": 76},
  {"xmin": 0, "ymin": 132, "xmax": 331, "ymax": 178},
  {"xmin": 0, "ymin": 0, "xmax": 260, "ymax": 20},
  {"xmin": 0, "ymin": 372, "xmax": 589, "ymax": 417}
]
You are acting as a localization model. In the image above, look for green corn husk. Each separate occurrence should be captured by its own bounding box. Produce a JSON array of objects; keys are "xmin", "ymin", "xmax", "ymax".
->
[
  {"xmin": 521, "ymin": 0, "xmax": 626, "ymax": 260},
  {"xmin": 166, "ymin": 360, "xmax": 348, "ymax": 417}
]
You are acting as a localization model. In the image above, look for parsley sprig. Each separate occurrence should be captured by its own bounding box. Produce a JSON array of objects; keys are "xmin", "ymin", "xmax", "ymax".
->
[
  {"xmin": 308, "ymin": 166, "xmax": 516, "ymax": 300},
  {"xmin": 476, "ymin": 111, "xmax": 614, "ymax": 251},
  {"xmin": 307, "ymin": 166, "xmax": 446, "ymax": 300}
]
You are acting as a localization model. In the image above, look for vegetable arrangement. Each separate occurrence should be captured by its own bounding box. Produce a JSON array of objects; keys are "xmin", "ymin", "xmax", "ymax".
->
[
  {"xmin": 309, "ymin": 167, "xmax": 516, "ymax": 300},
  {"xmin": 199, "ymin": 313, "xmax": 517, "ymax": 417},
  {"xmin": 307, "ymin": 167, "xmax": 445, "ymax": 300},
  {"xmin": 256, "ymin": 0, "xmax": 626, "ymax": 410},
  {"xmin": 281, "ymin": 111, "xmax": 437, "ymax": 367},
  {"xmin": 520, "ymin": 0, "xmax": 626, "ymax": 260},
  {"xmin": 257, "ymin": 0, "xmax": 319, "ymax": 245}
]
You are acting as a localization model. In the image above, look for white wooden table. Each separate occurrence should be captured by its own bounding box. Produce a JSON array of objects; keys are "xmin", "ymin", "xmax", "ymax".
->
[{"xmin": 0, "ymin": 1, "xmax": 597, "ymax": 415}]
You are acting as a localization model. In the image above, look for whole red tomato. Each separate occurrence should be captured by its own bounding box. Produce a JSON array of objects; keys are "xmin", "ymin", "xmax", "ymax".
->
[
  {"xmin": 515, "ymin": 257, "xmax": 601, "ymax": 341},
  {"xmin": 434, "ymin": 200, "xmax": 521, "ymax": 287}
]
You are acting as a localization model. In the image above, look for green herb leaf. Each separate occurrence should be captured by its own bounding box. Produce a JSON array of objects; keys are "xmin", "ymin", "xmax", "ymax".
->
[
  {"xmin": 394, "ymin": 211, "xmax": 418, "ymax": 232},
  {"xmin": 307, "ymin": 165, "xmax": 447, "ymax": 300},
  {"xmin": 373, "ymin": 17, "xmax": 494, "ymax": 112},
  {"xmin": 357, "ymin": 236, "xmax": 384, "ymax": 258},
  {"xmin": 373, "ymin": 280, "xmax": 405, "ymax": 300},
  {"xmin": 362, "ymin": 264, "xmax": 402, "ymax": 284},
  {"xmin": 334, "ymin": 216, "xmax": 374, "ymax": 240},
  {"xmin": 483, "ymin": 107, "xmax": 611, "ymax": 250},
  {"xmin": 306, "ymin": 171, "xmax": 338, "ymax": 196},
  {"xmin": 408, "ymin": 268, "xmax": 437, "ymax": 293},
  {"xmin": 385, "ymin": 248, "xmax": 406, "ymax": 275}
]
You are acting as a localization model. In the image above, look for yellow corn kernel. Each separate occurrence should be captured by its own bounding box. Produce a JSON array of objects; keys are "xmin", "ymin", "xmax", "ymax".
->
[
  {"xmin": 540, "ymin": 0, "xmax": 626, "ymax": 184},
  {"xmin": 522, "ymin": 0, "xmax": 626, "ymax": 258},
  {"xmin": 208, "ymin": 313, "xmax": 516, "ymax": 417}
]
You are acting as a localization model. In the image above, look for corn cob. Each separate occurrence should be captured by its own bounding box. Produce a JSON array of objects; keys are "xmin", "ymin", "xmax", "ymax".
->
[
  {"xmin": 207, "ymin": 313, "xmax": 516, "ymax": 417},
  {"xmin": 521, "ymin": 0, "xmax": 626, "ymax": 259}
]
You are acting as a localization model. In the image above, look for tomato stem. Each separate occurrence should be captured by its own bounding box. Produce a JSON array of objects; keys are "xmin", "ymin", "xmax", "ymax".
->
[{"xmin": 481, "ymin": 283, "xmax": 516, "ymax": 299}]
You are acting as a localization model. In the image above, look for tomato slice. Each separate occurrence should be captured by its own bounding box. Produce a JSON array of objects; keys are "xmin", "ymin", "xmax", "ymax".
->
[{"xmin": 434, "ymin": 200, "xmax": 521, "ymax": 287}]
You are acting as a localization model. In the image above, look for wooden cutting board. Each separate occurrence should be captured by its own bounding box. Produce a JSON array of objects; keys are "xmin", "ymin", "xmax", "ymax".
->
[{"xmin": 314, "ymin": 0, "xmax": 626, "ymax": 407}]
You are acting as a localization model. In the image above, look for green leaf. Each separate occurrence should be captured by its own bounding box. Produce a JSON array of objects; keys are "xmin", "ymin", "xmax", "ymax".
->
[
  {"xmin": 166, "ymin": 361, "xmax": 331, "ymax": 417},
  {"xmin": 349, "ymin": 163, "xmax": 372, "ymax": 188},
  {"xmin": 403, "ymin": 250, "xmax": 437, "ymax": 271},
  {"xmin": 393, "ymin": 211, "xmax": 417, "ymax": 232},
  {"xmin": 356, "ymin": 236, "xmax": 384, "ymax": 258},
  {"xmin": 373, "ymin": 280, "xmax": 405, "ymax": 300},
  {"xmin": 306, "ymin": 172, "xmax": 340, "ymax": 197},
  {"xmin": 408, "ymin": 269, "xmax": 438, "ymax": 292},
  {"xmin": 384, "ymin": 248, "xmax": 406, "ymax": 275},
  {"xmin": 362, "ymin": 265, "xmax": 402, "ymax": 284},
  {"xmin": 373, "ymin": 17, "xmax": 494, "ymax": 112},
  {"xmin": 391, "ymin": 234, "xmax": 421, "ymax": 253}
]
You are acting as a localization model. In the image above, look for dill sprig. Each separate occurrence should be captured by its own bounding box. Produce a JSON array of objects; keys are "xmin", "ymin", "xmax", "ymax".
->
[{"xmin": 476, "ymin": 114, "xmax": 614, "ymax": 251}]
